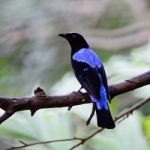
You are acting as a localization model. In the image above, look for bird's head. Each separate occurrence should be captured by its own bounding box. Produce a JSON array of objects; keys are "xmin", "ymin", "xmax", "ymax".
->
[{"xmin": 58, "ymin": 33, "xmax": 89, "ymax": 53}]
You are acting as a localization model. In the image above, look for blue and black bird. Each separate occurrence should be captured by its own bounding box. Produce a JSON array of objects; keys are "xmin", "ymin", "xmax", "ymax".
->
[{"xmin": 59, "ymin": 33, "xmax": 115, "ymax": 129}]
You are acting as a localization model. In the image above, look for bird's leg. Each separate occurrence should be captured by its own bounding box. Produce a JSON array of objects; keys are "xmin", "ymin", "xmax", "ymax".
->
[
  {"xmin": 86, "ymin": 103, "xmax": 96, "ymax": 126},
  {"xmin": 68, "ymin": 86, "xmax": 84, "ymax": 111},
  {"xmin": 77, "ymin": 86, "xmax": 83, "ymax": 93}
]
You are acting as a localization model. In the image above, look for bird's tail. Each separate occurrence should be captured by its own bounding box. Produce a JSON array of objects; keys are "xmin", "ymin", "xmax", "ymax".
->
[
  {"xmin": 90, "ymin": 93, "xmax": 115, "ymax": 129},
  {"xmin": 95, "ymin": 105, "xmax": 115, "ymax": 129},
  {"xmin": 90, "ymin": 84, "xmax": 115, "ymax": 129}
]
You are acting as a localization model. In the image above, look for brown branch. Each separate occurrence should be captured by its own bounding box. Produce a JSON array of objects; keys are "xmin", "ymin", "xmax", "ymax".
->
[
  {"xmin": 109, "ymin": 70, "xmax": 150, "ymax": 98},
  {"xmin": 6, "ymin": 97, "xmax": 150, "ymax": 150},
  {"xmin": 0, "ymin": 71, "xmax": 150, "ymax": 124},
  {"xmin": 0, "ymin": 111, "xmax": 14, "ymax": 124}
]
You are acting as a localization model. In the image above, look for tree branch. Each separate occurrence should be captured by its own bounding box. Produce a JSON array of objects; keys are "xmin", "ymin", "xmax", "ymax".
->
[
  {"xmin": 0, "ymin": 71, "xmax": 150, "ymax": 124},
  {"xmin": 6, "ymin": 97, "xmax": 150, "ymax": 150}
]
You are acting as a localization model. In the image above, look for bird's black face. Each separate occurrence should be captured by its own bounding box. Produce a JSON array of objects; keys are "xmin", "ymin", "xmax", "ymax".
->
[{"xmin": 58, "ymin": 33, "xmax": 89, "ymax": 53}]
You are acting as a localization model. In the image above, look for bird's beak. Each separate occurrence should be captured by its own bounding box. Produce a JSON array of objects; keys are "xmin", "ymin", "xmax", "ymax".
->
[{"xmin": 58, "ymin": 33, "xmax": 67, "ymax": 38}]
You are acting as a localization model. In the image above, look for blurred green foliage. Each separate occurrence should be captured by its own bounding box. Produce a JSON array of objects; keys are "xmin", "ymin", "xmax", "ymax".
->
[
  {"xmin": 0, "ymin": 0, "xmax": 150, "ymax": 149},
  {"xmin": 143, "ymin": 116, "xmax": 150, "ymax": 143}
]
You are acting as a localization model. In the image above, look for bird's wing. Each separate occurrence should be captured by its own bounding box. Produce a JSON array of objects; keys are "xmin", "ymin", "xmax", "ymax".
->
[
  {"xmin": 97, "ymin": 65, "xmax": 110, "ymax": 101},
  {"xmin": 72, "ymin": 48, "xmax": 109, "ymax": 100},
  {"xmin": 77, "ymin": 65, "xmax": 101, "ymax": 99},
  {"xmin": 72, "ymin": 48, "xmax": 102, "ymax": 68}
]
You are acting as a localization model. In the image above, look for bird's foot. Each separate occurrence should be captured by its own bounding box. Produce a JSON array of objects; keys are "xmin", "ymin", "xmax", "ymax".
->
[{"xmin": 77, "ymin": 86, "xmax": 83, "ymax": 93}]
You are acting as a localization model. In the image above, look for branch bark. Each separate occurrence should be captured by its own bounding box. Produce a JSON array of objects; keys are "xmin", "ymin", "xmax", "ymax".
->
[{"xmin": 0, "ymin": 70, "xmax": 150, "ymax": 124}]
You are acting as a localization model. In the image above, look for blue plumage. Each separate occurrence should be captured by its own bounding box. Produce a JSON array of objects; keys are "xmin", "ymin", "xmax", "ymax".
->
[
  {"xmin": 73, "ymin": 48, "xmax": 108, "ymax": 110},
  {"xmin": 72, "ymin": 48, "xmax": 102, "ymax": 68},
  {"xmin": 59, "ymin": 33, "xmax": 115, "ymax": 129},
  {"xmin": 91, "ymin": 84, "xmax": 108, "ymax": 110}
]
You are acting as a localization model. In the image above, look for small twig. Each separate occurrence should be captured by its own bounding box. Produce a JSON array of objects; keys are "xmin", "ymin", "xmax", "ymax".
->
[
  {"xmin": 18, "ymin": 140, "xmax": 27, "ymax": 146},
  {"xmin": 6, "ymin": 137, "xmax": 82, "ymax": 150}
]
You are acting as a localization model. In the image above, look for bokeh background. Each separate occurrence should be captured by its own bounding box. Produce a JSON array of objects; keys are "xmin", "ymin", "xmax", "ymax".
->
[{"xmin": 0, "ymin": 0, "xmax": 150, "ymax": 149}]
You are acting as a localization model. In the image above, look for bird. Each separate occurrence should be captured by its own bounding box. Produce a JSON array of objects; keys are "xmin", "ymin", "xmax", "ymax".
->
[{"xmin": 58, "ymin": 33, "xmax": 115, "ymax": 129}]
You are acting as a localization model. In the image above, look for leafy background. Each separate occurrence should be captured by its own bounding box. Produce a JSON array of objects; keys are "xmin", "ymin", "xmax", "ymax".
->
[{"xmin": 0, "ymin": 0, "xmax": 150, "ymax": 149}]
